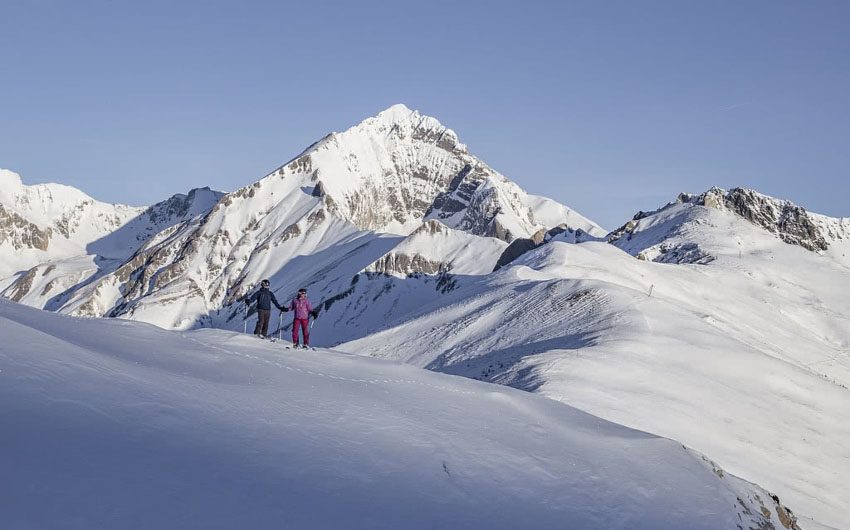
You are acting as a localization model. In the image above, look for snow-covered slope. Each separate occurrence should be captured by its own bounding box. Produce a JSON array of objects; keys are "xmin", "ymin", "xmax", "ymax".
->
[
  {"xmin": 365, "ymin": 220, "xmax": 509, "ymax": 277},
  {"xmin": 338, "ymin": 212, "xmax": 850, "ymax": 527},
  {"xmin": 0, "ymin": 299, "xmax": 800, "ymax": 529}
]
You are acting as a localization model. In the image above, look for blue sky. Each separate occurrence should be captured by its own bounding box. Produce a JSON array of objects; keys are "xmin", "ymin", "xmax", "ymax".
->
[{"xmin": 1, "ymin": 0, "xmax": 847, "ymax": 229}]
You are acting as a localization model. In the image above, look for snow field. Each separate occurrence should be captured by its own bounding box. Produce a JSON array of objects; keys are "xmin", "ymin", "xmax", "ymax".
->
[{"xmin": 0, "ymin": 299, "xmax": 791, "ymax": 529}]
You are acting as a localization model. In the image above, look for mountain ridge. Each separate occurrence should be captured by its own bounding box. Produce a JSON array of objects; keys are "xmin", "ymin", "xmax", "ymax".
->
[{"xmin": 1, "ymin": 105, "xmax": 605, "ymax": 328}]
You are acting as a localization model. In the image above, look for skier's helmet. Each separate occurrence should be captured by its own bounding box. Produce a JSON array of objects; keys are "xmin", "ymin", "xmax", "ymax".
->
[
  {"xmin": 298, "ymin": 288, "xmax": 307, "ymax": 295},
  {"xmin": 261, "ymin": 279, "xmax": 270, "ymax": 288}
]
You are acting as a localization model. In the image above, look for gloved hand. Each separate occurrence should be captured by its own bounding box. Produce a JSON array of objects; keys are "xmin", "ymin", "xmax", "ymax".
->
[{"xmin": 309, "ymin": 310, "xmax": 319, "ymax": 319}]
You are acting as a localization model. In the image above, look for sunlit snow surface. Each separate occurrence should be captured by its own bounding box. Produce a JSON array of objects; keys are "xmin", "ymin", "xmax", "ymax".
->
[
  {"xmin": 339, "ymin": 217, "xmax": 850, "ymax": 528},
  {"xmin": 0, "ymin": 299, "xmax": 792, "ymax": 529}
]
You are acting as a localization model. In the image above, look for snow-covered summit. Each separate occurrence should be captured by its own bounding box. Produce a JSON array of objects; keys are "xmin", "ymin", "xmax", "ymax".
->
[
  {"xmin": 0, "ymin": 167, "xmax": 23, "ymax": 189},
  {"xmin": 362, "ymin": 103, "xmax": 462, "ymax": 144},
  {"xmin": 0, "ymin": 168, "xmax": 139, "ymax": 226},
  {"xmin": 267, "ymin": 104, "xmax": 600, "ymax": 239}
]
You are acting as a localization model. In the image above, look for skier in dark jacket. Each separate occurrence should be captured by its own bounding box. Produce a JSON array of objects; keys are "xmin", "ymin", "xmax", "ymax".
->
[
  {"xmin": 246, "ymin": 279, "xmax": 286, "ymax": 337},
  {"xmin": 288, "ymin": 288, "xmax": 317, "ymax": 348}
]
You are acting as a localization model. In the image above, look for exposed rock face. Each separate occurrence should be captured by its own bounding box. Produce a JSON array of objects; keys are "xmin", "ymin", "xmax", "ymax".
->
[
  {"xmin": 426, "ymin": 164, "xmax": 516, "ymax": 239},
  {"xmin": 359, "ymin": 219, "xmax": 509, "ymax": 291},
  {"xmin": 0, "ymin": 205, "xmax": 52, "ymax": 251},
  {"xmin": 145, "ymin": 187, "xmax": 217, "ymax": 225},
  {"xmin": 286, "ymin": 104, "xmax": 602, "ymax": 241},
  {"xmin": 607, "ymin": 210, "xmax": 652, "ymax": 246},
  {"xmin": 695, "ymin": 187, "xmax": 828, "ymax": 252},
  {"xmin": 365, "ymin": 222, "xmax": 462, "ymax": 276},
  {"xmin": 276, "ymin": 223, "xmax": 301, "ymax": 244},
  {"xmin": 311, "ymin": 181, "xmax": 326, "ymax": 198},
  {"xmin": 493, "ymin": 224, "xmax": 571, "ymax": 271},
  {"xmin": 411, "ymin": 219, "xmax": 449, "ymax": 236},
  {"xmin": 7, "ymin": 267, "xmax": 37, "ymax": 302},
  {"xmin": 654, "ymin": 242, "xmax": 715, "ymax": 265},
  {"xmin": 303, "ymin": 105, "xmax": 473, "ymax": 233},
  {"xmin": 366, "ymin": 254, "xmax": 448, "ymax": 277}
]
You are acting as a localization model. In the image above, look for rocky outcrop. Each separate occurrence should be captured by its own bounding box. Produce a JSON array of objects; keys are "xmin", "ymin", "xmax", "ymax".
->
[
  {"xmin": 654, "ymin": 242, "xmax": 715, "ymax": 265},
  {"xmin": 410, "ymin": 219, "xmax": 449, "ymax": 236},
  {"xmin": 607, "ymin": 210, "xmax": 652, "ymax": 246},
  {"xmin": 7, "ymin": 267, "xmax": 37, "ymax": 302},
  {"xmin": 493, "ymin": 224, "xmax": 571, "ymax": 271},
  {"xmin": 695, "ymin": 187, "xmax": 829, "ymax": 252},
  {"xmin": 608, "ymin": 187, "xmax": 840, "ymax": 266},
  {"xmin": 0, "ymin": 205, "xmax": 52, "ymax": 251},
  {"xmin": 365, "ymin": 253, "xmax": 448, "ymax": 277},
  {"xmin": 145, "ymin": 187, "xmax": 216, "ymax": 225}
]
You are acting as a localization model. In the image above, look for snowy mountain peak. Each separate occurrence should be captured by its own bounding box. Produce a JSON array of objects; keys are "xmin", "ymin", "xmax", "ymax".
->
[
  {"xmin": 144, "ymin": 186, "xmax": 223, "ymax": 226},
  {"xmin": 0, "ymin": 169, "xmax": 149, "ymax": 278},
  {"xmin": 367, "ymin": 103, "xmax": 454, "ymax": 135},
  {"xmin": 0, "ymin": 168, "xmax": 24, "ymax": 190},
  {"xmin": 267, "ymin": 105, "xmax": 599, "ymax": 239},
  {"xmin": 337, "ymin": 103, "xmax": 467, "ymax": 160},
  {"xmin": 378, "ymin": 102, "xmax": 413, "ymax": 115},
  {"xmin": 607, "ymin": 185, "xmax": 849, "ymax": 267},
  {"xmin": 372, "ymin": 102, "xmax": 418, "ymax": 123},
  {"xmin": 684, "ymin": 186, "xmax": 831, "ymax": 251}
]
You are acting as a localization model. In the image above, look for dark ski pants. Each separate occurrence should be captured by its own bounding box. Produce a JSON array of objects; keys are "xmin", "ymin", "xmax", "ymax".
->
[
  {"xmin": 292, "ymin": 318, "xmax": 309, "ymax": 345},
  {"xmin": 254, "ymin": 309, "xmax": 271, "ymax": 336}
]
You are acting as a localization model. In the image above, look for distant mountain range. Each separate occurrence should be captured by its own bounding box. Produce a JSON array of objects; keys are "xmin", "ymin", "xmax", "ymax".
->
[{"xmin": 2, "ymin": 104, "xmax": 848, "ymax": 528}]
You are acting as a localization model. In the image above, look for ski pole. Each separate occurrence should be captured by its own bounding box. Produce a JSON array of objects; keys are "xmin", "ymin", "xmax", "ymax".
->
[
  {"xmin": 243, "ymin": 303, "xmax": 248, "ymax": 334},
  {"xmin": 278, "ymin": 312, "xmax": 283, "ymax": 341}
]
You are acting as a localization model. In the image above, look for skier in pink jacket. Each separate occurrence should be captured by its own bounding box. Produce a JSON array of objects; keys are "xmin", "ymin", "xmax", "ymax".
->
[{"xmin": 288, "ymin": 288, "xmax": 317, "ymax": 348}]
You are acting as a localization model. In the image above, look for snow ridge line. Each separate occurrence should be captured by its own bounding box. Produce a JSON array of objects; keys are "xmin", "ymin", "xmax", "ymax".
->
[{"xmin": 179, "ymin": 333, "xmax": 476, "ymax": 396}]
